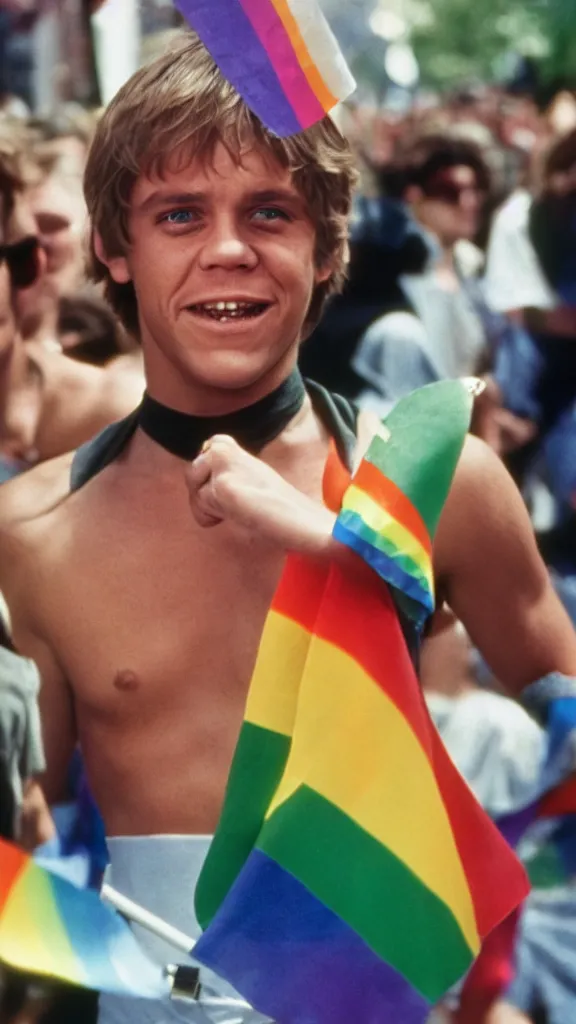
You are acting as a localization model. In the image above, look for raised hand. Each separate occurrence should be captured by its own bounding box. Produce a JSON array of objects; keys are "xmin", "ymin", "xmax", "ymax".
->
[{"xmin": 184, "ymin": 435, "xmax": 336, "ymax": 556}]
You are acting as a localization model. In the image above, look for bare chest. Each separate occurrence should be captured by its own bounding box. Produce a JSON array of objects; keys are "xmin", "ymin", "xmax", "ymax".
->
[{"xmin": 48, "ymin": 506, "xmax": 284, "ymax": 723}]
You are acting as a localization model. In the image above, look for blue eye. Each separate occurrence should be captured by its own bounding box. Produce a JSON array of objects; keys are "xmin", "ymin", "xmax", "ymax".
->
[
  {"xmin": 252, "ymin": 207, "xmax": 290, "ymax": 222},
  {"xmin": 162, "ymin": 210, "xmax": 197, "ymax": 225}
]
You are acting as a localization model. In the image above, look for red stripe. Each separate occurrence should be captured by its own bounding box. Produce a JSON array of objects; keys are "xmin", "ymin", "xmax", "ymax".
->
[
  {"xmin": 353, "ymin": 460, "xmax": 432, "ymax": 555},
  {"xmin": 428, "ymin": 727, "xmax": 529, "ymax": 936},
  {"xmin": 0, "ymin": 839, "xmax": 28, "ymax": 913},
  {"xmin": 312, "ymin": 561, "xmax": 435, "ymax": 753},
  {"xmin": 539, "ymin": 775, "xmax": 576, "ymax": 817},
  {"xmin": 303, "ymin": 562, "xmax": 529, "ymax": 934},
  {"xmin": 272, "ymin": 555, "xmax": 330, "ymax": 634}
]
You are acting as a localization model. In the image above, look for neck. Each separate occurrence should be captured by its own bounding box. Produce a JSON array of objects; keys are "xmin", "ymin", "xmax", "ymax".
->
[
  {"xmin": 0, "ymin": 339, "xmax": 28, "ymax": 431},
  {"xmin": 138, "ymin": 365, "xmax": 307, "ymax": 462}
]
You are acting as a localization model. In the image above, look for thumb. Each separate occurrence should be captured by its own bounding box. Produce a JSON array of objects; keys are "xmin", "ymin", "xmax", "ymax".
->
[{"xmin": 184, "ymin": 454, "xmax": 222, "ymax": 528}]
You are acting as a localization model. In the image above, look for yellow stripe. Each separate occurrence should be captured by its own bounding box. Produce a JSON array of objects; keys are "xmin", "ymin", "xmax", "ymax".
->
[
  {"xmin": 0, "ymin": 868, "xmax": 82, "ymax": 983},
  {"xmin": 269, "ymin": 0, "xmax": 338, "ymax": 111},
  {"xmin": 267, "ymin": 635, "xmax": 480, "ymax": 952},
  {"xmin": 343, "ymin": 485, "xmax": 434, "ymax": 588},
  {"xmin": 245, "ymin": 611, "xmax": 310, "ymax": 737}
]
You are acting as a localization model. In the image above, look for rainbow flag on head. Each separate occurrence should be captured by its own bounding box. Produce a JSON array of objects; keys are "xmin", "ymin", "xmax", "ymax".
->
[
  {"xmin": 0, "ymin": 839, "xmax": 170, "ymax": 999},
  {"xmin": 194, "ymin": 382, "xmax": 529, "ymax": 1024},
  {"xmin": 174, "ymin": 0, "xmax": 356, "ymax": 136}
]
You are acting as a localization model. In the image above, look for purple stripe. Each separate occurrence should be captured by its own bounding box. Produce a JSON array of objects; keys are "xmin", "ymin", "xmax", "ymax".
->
[
  {"xmin": 174, "ymin": 0, "xmax": 302, "ymax": 136},
  {"xmin": 240, "ymin": 0, "xmax": 325, "ymax": 126},
  {"xmin": 496, "ymin": 803, "xmax": 538, "ymax": 850},
  {"xmin": 194, "ymin": 849, "xmax": 430, "ymax": 1024}
]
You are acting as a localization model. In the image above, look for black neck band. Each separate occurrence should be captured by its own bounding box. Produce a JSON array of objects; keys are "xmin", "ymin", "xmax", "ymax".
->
[{"xmin": 138, "ymin": 368, "xmax": 306, "ymax": 460}]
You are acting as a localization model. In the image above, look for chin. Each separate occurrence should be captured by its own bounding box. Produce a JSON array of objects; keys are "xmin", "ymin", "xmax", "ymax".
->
[{"xmin": 183, "ymin": 350, "xmax": 286, "ymax": 394}]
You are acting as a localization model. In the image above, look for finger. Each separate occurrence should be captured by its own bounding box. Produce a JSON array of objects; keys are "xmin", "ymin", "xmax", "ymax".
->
[{"xmin": 185, "ymin": 453, "xmax": 212, "ymax": 493}]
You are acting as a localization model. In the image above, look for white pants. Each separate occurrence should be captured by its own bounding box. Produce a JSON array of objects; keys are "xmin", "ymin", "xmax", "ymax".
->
[{"xmin": 98, "ymin": 836, "xmax": 269, "ymax": 1024}]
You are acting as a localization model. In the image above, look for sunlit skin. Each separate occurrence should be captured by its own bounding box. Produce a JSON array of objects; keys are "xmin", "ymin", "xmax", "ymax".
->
[
  {"xmin": 99, "ymin": 143, "xmax": 331, "ymax": 415},
  {"xmin": 0, "ymin": 140, "xmax": 575, "ymax": 849}
]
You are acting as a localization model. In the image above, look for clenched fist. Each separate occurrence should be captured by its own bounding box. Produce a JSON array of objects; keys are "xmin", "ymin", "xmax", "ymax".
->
[{"xmin": 184, "ymin": 435, "xmax": 336, "ymax": 556}]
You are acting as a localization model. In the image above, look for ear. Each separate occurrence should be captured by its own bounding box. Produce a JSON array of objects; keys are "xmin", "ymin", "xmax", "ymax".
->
[
  {"xmin": 93, "ymin": 230, "xmax": 131, "ymax": 284},
  {"xmin": 314, "ymin": 260, "xmax": 334, "ymax": 286}
]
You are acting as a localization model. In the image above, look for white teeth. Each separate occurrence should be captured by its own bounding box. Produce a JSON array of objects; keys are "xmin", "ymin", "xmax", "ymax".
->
[
  {"xmin": 225, "ymin": 301, "xmax": 239, "ymax": 311},
  {"xmin": 216, "ymin": 301, "xmax": 226, "ymax": 311}
]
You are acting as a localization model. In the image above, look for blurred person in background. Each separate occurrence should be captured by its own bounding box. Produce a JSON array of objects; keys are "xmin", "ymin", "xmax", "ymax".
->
[
  {"xmin": 0, "ymin": 120, "xmax": 143, "ymax": 468},
  {"xmin": 484, "ymin": 128, "xmax": 576, "ymax": 626},
  {"xmin": 350, "ymin": 134, "xmax": 492, "ymax": 414},
  {"xmin": 301, "ymin": 134, "xmax": 492, "ymax": 411}
]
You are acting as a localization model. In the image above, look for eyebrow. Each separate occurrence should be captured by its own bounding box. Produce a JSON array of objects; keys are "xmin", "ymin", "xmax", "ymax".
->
[{"xmin": 138, "ymin": 187, "xmax": 303, "ymax": 214}]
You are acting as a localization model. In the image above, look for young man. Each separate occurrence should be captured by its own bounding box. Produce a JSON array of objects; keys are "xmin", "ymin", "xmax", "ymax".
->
[{"xmin": 0, "ymin": 31, "xmax": 575, "ymax": 1024}]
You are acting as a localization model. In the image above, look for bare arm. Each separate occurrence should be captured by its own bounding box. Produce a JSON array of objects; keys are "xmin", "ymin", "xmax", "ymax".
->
[
  {"xmin": 0, "ymin": 521, "xmax": 76, "ymax": 804},
  {"xmin": 14, "ymin": 623, "xmax": 76, "ymax": 805},
  {"xmin": 434, "ymin": 435, "xmax": 576, "ymax": 696}
]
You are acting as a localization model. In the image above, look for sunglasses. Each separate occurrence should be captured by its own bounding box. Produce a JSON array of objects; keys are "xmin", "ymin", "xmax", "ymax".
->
[
  {"xmin": 423, "ymin": 180, "xmax": 486, "ymax": 205},
  {"xmin": 0, "ymin": 236, "xmax": 41, "ymax": 289}
]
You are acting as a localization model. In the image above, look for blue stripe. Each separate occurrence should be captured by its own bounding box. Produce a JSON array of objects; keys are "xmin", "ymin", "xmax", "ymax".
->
[
  {"xmin": 49, "ymin": 872, "xmax": 167, "ymax": 998},
  {"xmin": 333, "ymin": 519, "xmax": 433, "ymax": 626},
  {"xmin": 195, "ymin": 849, "xmax": 430, "ymax": 1024}
]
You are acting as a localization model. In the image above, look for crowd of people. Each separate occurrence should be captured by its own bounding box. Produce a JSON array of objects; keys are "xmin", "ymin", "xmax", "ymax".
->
[{"xmin": 0, "ymin": 25, "xmax": 575, "ymax": 1024}]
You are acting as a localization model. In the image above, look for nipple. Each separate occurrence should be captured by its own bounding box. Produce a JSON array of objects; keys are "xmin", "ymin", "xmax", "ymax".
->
[{"xmin": 113, "ymin": 669, "xmax": 140, "ymax": 693}]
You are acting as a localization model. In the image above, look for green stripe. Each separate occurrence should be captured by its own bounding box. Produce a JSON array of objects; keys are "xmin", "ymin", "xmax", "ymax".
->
[
  {"xmin": 367, "ymin": 381, "xmax": 472, "ymax": 537},
  {"xmin": 339, "ymin": 510, "xmax": 431, "ymax": 590},
  {"xmin": 258, "ymin": 785, "xmax": 473, "ymax": 1001},
  {"xmin": 195, "ymin": 723, "xmax": 290, "ymax": 929}
]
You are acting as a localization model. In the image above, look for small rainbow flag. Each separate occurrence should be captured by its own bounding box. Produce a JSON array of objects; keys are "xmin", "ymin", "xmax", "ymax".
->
[
  {"xmin": 174, "ymin": 0, "xmax": 356, "ymax": 137},
  {"xmin": 334, "ymin": 380, "xmax": 474, "ymax": 627},
  {"xmin": 0, "ymin": 839, "xmax": 169, "ymax": 999},
  {"xmin": 194, "ymin": 381, "xmax": 529, "ymax": 1024}
]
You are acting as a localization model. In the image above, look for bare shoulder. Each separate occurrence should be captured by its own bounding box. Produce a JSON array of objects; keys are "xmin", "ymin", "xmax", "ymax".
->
[
  {"xmin": 0, "ymin": 454, "xmax": 74, "ymax": 613},
  {"xmin": 0, "ymin": 453, "xmax": 73, "ymax": 531}
]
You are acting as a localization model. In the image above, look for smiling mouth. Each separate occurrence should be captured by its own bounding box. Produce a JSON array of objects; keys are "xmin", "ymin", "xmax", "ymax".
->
[{"xmin": 188, "ymin": 300, "xmax": 270, "ymax": 323}]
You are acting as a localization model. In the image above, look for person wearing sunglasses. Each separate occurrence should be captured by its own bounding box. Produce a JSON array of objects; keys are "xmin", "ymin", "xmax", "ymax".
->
[
  {"xmin": 0, "ymin": 127, "xmax": 144, "ymax": 472},
  {"xmin": 351, "ymin": 134, "xmax": 493, "ymax": 416}
]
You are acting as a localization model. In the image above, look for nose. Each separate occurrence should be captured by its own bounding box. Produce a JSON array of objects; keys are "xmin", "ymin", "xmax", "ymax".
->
[{"xmin": 198, "ymin": 214, "xmax": 258, "ymax": 273}]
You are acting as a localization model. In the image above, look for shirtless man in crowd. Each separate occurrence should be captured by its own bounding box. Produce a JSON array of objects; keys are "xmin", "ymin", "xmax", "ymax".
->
[
  {"xmin": 0, "ymin": 124, "xmax": 143, "ymax": 474},
  {"xmin": 0, "ymin": 32, "xmax": 575, "ymax": 1024}
]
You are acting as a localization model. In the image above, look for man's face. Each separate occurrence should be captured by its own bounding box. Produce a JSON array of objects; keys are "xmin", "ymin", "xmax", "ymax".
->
[
  {"xmin": 408, "ymin": 164, "xmax": 485, "ymax": 247},
  {"xmin": 103, "ymin": 143, "xmax": 330, "ymax": 407},
  {"xmin": 13, "ymin": 170, "xmax": 86, "ymax": 337}
]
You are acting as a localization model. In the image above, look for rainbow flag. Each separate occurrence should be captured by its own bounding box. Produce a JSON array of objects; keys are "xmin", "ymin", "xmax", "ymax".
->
[
  {"xmin": 334, "ymin": 379, "xmax": 474, "ymax": 626},
  {"xmin": 174, "ymin": 0, "xmax": 356, "ymax": 136},
  {"xmin": 194, "ymin": 381, "xmax": 529, "ymax": 1024},
  {"xmin": 0, "ymin": 839, "xmax": 169, "ymax": 998}
]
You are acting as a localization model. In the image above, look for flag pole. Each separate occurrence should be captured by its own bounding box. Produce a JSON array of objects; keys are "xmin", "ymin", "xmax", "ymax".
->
[{"xmin": 101, "ymin": 883, "xmax": 196, "ymax": 955}]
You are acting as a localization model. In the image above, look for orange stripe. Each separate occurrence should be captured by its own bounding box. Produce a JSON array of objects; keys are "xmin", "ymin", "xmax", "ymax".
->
[
  {"xmin": 269, "ymin": 0, "xmax": 337, "ymax": 111},
  {"xmin": 322, "ymin": 440, "xmax": 351, "ymax": 513},
  {"xmin": 354, "ymin": 459, "xmax": 432, "ymax": 555},
  {"xmin": 0, "ymin": 840, "xmax": 27, "ymax": 913}
]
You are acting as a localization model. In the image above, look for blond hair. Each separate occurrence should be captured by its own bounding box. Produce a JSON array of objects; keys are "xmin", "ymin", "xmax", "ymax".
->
[{"xmin": 84, "ymin": 31, "xmax": 357, "ymax": 339}]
